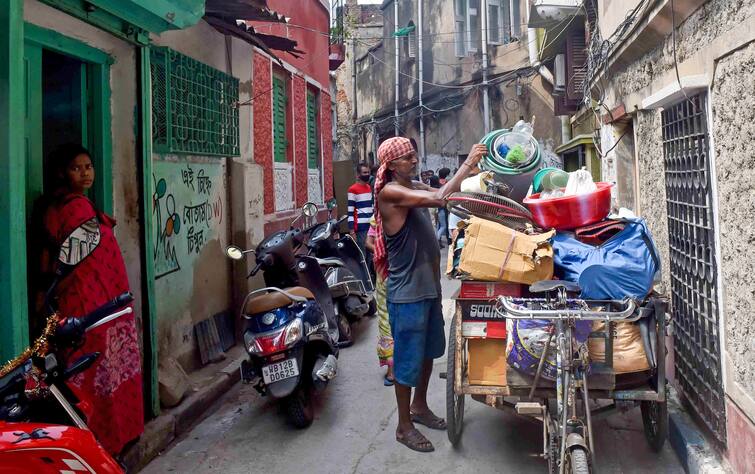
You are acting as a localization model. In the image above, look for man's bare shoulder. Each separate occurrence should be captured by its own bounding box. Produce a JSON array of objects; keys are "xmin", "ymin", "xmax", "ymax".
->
[{"xmin": 379, "ymin": 182, "xmax": 409, "ymax": 200}]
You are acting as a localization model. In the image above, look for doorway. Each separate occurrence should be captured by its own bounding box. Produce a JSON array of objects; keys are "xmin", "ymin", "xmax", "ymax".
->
[{"xmin": 23, "ymin": 26, "xmax": 112, "ymax": 336}]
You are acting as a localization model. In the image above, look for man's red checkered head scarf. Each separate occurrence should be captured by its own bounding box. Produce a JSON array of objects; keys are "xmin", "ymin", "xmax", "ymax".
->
[{"xmin": 373, "ymin": 137, "xmax": 415, "ymax": 279}]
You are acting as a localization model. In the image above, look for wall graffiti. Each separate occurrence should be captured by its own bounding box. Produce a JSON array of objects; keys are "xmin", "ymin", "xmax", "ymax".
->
[{"xmin": 152, "ymin": 160, "xmax": 225, "ymax": 279}]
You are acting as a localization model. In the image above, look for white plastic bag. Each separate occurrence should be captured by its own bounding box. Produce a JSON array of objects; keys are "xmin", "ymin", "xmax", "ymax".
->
[
  {"xmin": 565, "ymin": 169, "xmax": 597, "ymax": 196},
  {"xmin": 512, "ymin": 119, "xmax": 534, "ymax": 137},
  {"xmin": 539, "ymin": 188, "xmax": 565, "ymax": 200}
]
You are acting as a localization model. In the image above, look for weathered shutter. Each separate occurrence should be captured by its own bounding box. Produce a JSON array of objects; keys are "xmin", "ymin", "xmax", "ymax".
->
[
  {"xmin": 566, "ymin": 27, "xmax": 587, "ymax": 101},
  {"xmin": 307, "ymin": 91, "xmax": 319, "ymax": 168},
  {"xmin": 273, "ymin": 76, "xmax": 287, "ymax": 163}
]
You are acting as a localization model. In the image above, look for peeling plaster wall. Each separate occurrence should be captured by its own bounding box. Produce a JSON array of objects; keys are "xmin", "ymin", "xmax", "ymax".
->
[
  {"xmin": 607, "ymin": 0, "xmax": 755, "ymax": 105},
  {"xmin": 600, "ymin": 0, "xmax": 755, "ymax": 458},
  {"xmin": 634, "ymin": 110, "xmax": 670, "ymax": 289},
  {"xmin": 710, "ymin": 41, "xmax": 755, "ymax": 416}
]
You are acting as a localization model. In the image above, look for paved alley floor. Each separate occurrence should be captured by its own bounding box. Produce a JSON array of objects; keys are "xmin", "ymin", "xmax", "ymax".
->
[{"xmin": 142, "ymin": 260, "xmax": 684, "ymax": 474}]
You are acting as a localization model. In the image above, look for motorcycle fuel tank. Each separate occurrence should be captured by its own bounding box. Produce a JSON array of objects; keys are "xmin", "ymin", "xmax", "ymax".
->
[{"xmin": 0, "ymin": 423, "xmax": 122, "ymax": 473}]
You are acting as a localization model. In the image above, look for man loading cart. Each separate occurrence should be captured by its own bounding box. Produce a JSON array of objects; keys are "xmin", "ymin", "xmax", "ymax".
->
[{"xmin": 373, "ymin": 137, "xmax": 486, "ymax": 452}]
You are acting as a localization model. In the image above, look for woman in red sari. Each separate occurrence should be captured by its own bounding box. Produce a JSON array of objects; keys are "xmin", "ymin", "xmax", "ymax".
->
[{"xmin": 42, "ymin": 143, "xmax": 144, "ymax": 456}]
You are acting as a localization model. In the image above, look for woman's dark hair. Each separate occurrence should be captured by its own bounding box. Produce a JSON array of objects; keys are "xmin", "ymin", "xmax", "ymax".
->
[
  {"xmin": 428, "ymin": 175, "xmax": 441, "ymax": 188},
  {"xmin": 438, "ymin": 168, "xmax": 451, "ymax": 179},
  {"xmin": 51, "ymin": 143, "xmax": 91, "ymax": 183}
]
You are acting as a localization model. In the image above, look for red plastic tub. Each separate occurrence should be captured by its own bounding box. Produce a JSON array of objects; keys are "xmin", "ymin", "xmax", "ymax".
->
[{"xmin": 523, "ymin": 182, "xmax": 612, "ymax": 230}]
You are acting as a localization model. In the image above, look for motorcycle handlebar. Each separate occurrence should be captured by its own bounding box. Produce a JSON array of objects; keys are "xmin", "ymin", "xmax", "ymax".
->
[
  {"xmin": 337, "ymin": 215, "xmax": 348, "ymax": 225},
  {"xmin": 56, "ymin": 292, "xmax": 134, "ymax": 341}
]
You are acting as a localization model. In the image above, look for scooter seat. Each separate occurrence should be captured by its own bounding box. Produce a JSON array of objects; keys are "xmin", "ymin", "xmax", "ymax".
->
[
  {"xmin": 315, "ymin": 257, "xmax": 345, "ymax": 267},
  {"xmin": 244, "ymin": 286, "xmax": 314, "ymax": 314}
]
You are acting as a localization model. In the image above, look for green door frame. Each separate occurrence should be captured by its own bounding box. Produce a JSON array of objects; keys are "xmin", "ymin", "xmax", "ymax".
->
[
  {"xmin": 0, "ymin": 16, "xmax": 114, "ymax": 364},
  {"xmin": 0, "ymin": 1, "xmax": 28, "ymax": 363},
  {"xmin": 139, "ymin": 46, "xmax": 160, "ymax": 417},
  {"xmin": 25, "ymin": 23, "xmax": 114, "ymax": 215}
]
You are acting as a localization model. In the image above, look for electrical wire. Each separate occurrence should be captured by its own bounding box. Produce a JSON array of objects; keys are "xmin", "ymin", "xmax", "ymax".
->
[{"xmin": 670, "ymin": 0, "xmax": 696, "ymax": 110}]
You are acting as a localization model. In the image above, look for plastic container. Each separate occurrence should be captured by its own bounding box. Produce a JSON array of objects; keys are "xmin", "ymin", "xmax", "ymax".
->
[{"xmin": 523, "ymin": 182, "xmax": 612, "ymax": 230}]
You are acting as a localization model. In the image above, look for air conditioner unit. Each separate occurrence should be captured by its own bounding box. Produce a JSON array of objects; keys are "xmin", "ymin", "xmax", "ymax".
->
[
  {"xmin": 527, "ymin": 0, "xmax": 583, "ymax": 29},
  {"xmin": 553, "ymin": 53, "xmax": 566, "ymax": 96}
]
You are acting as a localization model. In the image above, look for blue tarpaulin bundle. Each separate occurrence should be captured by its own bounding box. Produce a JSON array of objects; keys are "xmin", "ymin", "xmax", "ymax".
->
[{"xmin": 552, "ymin": 218, "xmax": 661, "ymax": 300}]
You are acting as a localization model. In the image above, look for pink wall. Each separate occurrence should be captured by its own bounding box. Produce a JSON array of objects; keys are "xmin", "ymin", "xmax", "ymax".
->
[
  {"xmin": 725, "ymin": 399, "xmax": 755, "ymax": 474},
  {"xmin": 321, "ymin": 91, "xmax": 333, "ymax": 201},
  {"xmin": 252, "ymin": 52, "xmax": 274, "ymax": 215},
  {"xmin": 293, "ymin": 75, "xmax": 309, "ymax": 207},
  {"xmin": 251, "ymin": 0, "xmax": 333, "ymax": 221},
  {"xmin": 249, "ymin": 0, "xmax": 330, "ymax": 88}
]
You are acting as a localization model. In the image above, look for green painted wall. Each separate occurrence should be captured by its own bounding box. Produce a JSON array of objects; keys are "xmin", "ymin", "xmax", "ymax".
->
[
  {"xmin": 151, "ymin": 156, "xmax": 230, "ymax": 370},
  {"xmin": 0, "ymin": 1, "xmax": 29, "ymax": 362}
]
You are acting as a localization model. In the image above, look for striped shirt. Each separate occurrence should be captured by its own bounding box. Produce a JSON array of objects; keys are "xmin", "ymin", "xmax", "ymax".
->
[{"xmin": 347, "ymin": 181, "xmax": 373, "ymax": 232}]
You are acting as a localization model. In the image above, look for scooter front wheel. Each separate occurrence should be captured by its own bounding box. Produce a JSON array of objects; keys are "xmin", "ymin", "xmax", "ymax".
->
[{"xmin": 284, "ymin": 386, "xmax": 314, "ymax": 428}]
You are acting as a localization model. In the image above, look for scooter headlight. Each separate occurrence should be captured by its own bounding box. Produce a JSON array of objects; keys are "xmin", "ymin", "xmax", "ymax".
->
[{"xmin": 283, "ymin": 318, "xmax": 303, "ymax": 347}]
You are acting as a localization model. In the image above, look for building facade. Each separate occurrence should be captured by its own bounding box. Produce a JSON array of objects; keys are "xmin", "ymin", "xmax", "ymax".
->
[
  {"xmin": 250, "ymin": 0, "xmax": 336, "ymax": 234},
  {"xmin": 336, "ymin": 0, "xmax": 562, "ymax": 172},
  {"xmin": 531, "ymin": 0, "xmax": 755, "ymax": 471},
  {"xmin": 0, "ymin": 0, "xmax": 334, "ymax": 420}
]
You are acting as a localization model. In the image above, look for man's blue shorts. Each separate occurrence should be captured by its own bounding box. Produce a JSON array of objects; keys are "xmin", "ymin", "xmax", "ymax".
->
[{"xmin": 387, "ymin": 297, "xmax": 446, "ymax": 387}]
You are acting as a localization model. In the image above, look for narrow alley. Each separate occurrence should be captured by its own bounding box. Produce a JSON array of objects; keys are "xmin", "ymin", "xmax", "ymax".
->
[{"xmin": 142, "ymin": 257, "xmax": 683, "ymax": 474}]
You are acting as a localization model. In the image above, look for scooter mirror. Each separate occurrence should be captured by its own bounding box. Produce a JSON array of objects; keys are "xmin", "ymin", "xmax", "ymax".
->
[
  {"xmin": 225, "ymin": 245, "xmax": 244, "ymax": 260},
  {"xmin": 302, "ymin": 202, "xmax": 318, "ymax": 218},
  {"xmin": 326, "ymin": 197, "xmax": 337, "ymax": 210},
  {"xmin": 58, "ymin": 217, "xmax": 101, "ymax": 266}
]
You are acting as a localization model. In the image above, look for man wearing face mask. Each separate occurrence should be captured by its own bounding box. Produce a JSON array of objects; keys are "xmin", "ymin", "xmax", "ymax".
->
[{"xmin": 347, "ymin": 162, "xmax": 374, "ymax": 257}]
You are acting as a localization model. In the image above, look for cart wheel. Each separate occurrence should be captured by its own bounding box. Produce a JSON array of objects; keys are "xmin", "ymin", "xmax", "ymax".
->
[
  {"xmin": 446, "ymin": 312, "xmax": 464, "ymax": 446},
  {"xmin": 564, "ymin": 446, "xmax": 590, "ymax": 474},
  {"xmin": 641, "ymin": 400, "xmax": 668, "ymax": 452}
]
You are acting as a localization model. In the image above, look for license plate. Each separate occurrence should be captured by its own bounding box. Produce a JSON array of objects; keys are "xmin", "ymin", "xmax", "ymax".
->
[{"xmin": 262, "ymin": 358, "xmax": 299, "ymax": 384}]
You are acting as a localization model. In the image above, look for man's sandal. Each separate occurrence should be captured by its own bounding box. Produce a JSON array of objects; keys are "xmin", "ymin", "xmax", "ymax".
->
[
  {"xmin": 396, "ymin": 428, "xmax": 434, "ymax": 453},
  {"xmin": 410, "ymin": 412, "xmax": 447, "ymax": 431}
]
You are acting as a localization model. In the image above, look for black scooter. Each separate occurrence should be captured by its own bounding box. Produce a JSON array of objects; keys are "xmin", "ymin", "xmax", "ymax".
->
[
  {"xmin": 305, "ymin": 198, "xmax": 376, "ymax": 346},
  {"xmin": 225, "ymin": 202, "xmax": 339, "ymax": 428}
]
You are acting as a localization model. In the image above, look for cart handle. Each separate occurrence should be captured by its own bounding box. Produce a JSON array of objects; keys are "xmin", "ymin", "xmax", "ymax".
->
[{"xmin": 495, "ymin": 297, "xmax": 637, "ymax": 321}]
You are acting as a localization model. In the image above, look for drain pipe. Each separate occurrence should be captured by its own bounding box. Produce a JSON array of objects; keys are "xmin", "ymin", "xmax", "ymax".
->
[
  {"xmin": 394, "ymin": 0, "xmax": 400, "ymax": 136},
  {"xmin": 481, "ymin": 0, "xmax": 491, "ymax": 133},
  {"xmin": 418, "ymin": 0, "xmax": 426, "ymax": 166},
  {"xmin": 526, "ymin": 26, "xmax": 570, "ymax": 144},
  {"xmin": 527, "ymin": 27, "xmax": 554, "ymax": 86}
]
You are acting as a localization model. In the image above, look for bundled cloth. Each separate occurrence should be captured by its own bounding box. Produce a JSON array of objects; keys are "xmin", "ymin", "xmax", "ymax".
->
[{"xmin": 552, "ymin": 218, "xmax": 660, "ymax": 300}]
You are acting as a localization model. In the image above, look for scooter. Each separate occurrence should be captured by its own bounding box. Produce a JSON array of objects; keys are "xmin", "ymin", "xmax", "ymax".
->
[
  {"xmin": 225, "ymin": 202, "xmax": 339, "ymax": 428},
  {"xmin": 0, "ymin": 217, "xmax": 133, "ymax": 473},
  {"xmin": 305, "ymin": 198, "xmax": 376, "ymax": 346}
]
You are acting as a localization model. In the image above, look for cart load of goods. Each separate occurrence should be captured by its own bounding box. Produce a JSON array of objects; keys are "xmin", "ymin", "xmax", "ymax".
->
[{"xmin": 446, "ymin": 122, "xmax": 663, "ymax": 386}]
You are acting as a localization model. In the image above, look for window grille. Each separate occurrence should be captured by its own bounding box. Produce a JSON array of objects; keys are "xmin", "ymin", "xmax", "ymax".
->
[
  {"xmin": 661, "ymin": 92, "xmax": 726, "ymax": 445},
  {"xmin": 407, "ymin": 23, "xmax": 417, "ymax": 59},
  {"xmin": 150, "ymin": 47, "xmax": 239, "ymax": 156}
]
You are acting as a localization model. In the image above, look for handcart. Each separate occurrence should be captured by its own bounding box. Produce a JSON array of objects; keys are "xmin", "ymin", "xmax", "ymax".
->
[{"xmin": 444, "ymin": 279, "xmax": 669, "ymax": 474}]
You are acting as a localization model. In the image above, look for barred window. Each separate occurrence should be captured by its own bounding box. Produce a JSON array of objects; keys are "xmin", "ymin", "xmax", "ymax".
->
[{"xmin": 150, "ymin": 47, "xmax": 239, "ymax": 156}]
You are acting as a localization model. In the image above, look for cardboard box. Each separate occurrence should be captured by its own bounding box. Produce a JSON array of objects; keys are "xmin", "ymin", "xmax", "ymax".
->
[
  {"xmin": 467, "ymin": 338, "xmax": 508, "ymax": 386},
  {"xmin": 456, "ymin": 217, "xmax": 555, "ymax": 284}
]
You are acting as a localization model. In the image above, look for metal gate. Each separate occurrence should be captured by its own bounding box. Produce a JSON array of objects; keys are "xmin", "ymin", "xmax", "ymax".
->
[{"xmin": 661, "ymin": 92, "xmax": 726, "ymax": 444}]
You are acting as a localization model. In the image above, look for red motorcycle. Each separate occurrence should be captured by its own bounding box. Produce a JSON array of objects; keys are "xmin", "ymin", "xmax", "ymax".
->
[{"xmin": 0, "ymin": 217, "xmax": 131, "ymax": 473}]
